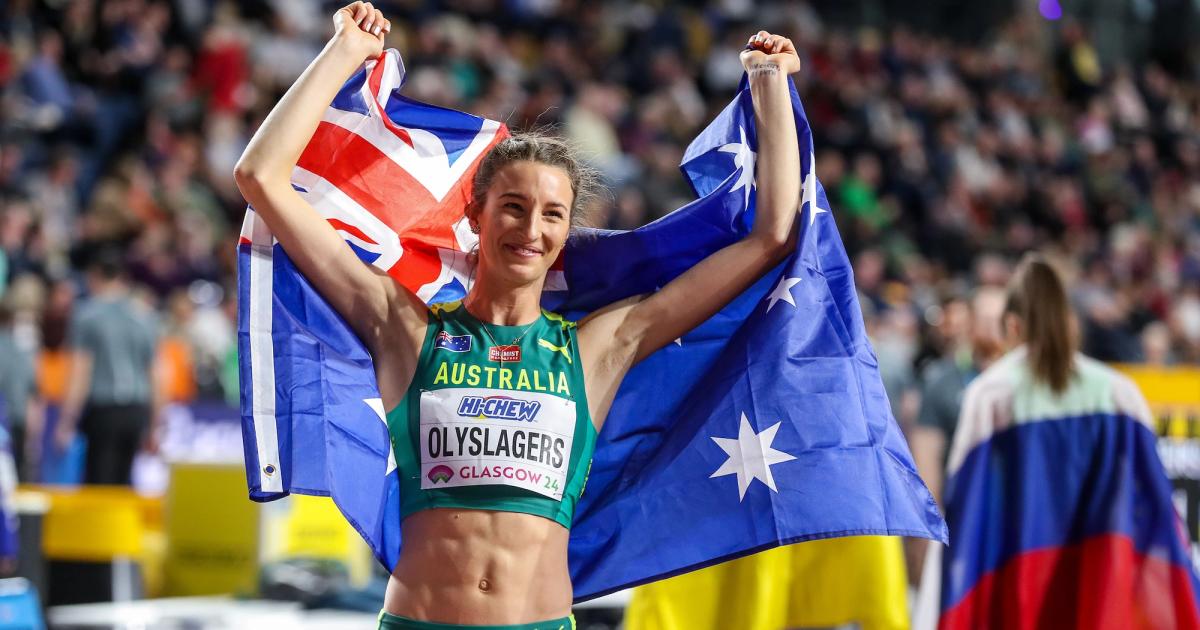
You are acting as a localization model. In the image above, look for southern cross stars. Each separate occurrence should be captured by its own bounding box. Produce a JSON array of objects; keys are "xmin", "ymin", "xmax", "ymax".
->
[
  {"xmin": 719, "ymin": 126, "xmax": 756, "ymax": 208},
  {"xmin": 801, "ymin": 151, "xmax": 830, "ymax": 226},
  {"xmin": 365, "ymin": 398, "xmax": 396, "ymax": 475},
  {"xmin": 710, "ymin": 412, "xmax": 796, "ymax": 501},
  {"xmin": 765, "ymin": 275, "xmax": 801, "ymax": 312}
]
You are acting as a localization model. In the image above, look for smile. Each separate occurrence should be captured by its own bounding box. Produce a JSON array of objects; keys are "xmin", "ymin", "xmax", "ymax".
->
[{"xmin": 504, "ymin": 244, "xmax": 543, "ymax": 258}]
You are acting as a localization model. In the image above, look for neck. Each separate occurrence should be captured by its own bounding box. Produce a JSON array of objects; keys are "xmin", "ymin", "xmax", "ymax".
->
[
  {"xmin": 90, "ymin": 278, "xmax": 126, "ymax": 298},
  {"xmin": 462, "ymin": 268, "xmax": 544, "ymax": 326}
]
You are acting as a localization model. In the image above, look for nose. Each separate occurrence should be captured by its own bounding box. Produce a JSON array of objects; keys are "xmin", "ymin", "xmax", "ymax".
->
[{"xmin": 518, "ymin": 209, "xmax": 541, "ymax": 242}]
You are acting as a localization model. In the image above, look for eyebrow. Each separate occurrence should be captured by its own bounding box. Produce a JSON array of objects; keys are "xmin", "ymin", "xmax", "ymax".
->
[{"xmin": 498, "ymin": 192, "xmax": 568, "ymax": 210}]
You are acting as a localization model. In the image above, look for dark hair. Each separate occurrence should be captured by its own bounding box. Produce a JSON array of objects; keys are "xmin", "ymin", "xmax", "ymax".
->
[
  {"xmin": 87, "ymin": 246, "xmax": 124, "ymax": 280},
  {"xmin": 1005, "ymin": 253, "xmax": 1076, "ymax": 393},
  {"xmin": 469, "ymin": 131, "xmax": 603, "ymax": 227}
]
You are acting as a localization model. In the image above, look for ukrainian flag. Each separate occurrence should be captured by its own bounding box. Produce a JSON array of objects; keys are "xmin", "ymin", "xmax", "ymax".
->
[{"xmin": 625, "ymin": 536, "xmax": 909, "ymax": 630}]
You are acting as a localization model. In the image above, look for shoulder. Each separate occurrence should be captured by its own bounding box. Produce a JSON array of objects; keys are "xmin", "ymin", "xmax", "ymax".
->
[
  {"xmin": 73, "ymin": 298, "xmax": 100, "ymax": 320},
  {"xmin": 962, "ymin": 349, "xmax": 1022, "ymax": 403},
  {"xmin": 919, "ymin": 358, "xmax": 956, "ymax": 387},
  {"xmin": 131, "ymin": 299, "xmax": 160, "ymax": 327},
  {"xmin": 541, "ymin": 309, "xmax": 577, "ymax": 331},
  {"xmin": 0, "ymin": 334, "xmax": 29, "ymax": 368},
  {"xmin": 69, "ymin": 299, "xmax": 104, "ymax": 333},
  {"xmin": 1078, "ymin": 354, "xmax": 1155, "ymax": 426},
  {"xmin": 428, "ymin": 299, "xmax": 462, "ymax": 321},
  {"xmin": 946, "ymin": 351, "xmax": 1026, "ymax": 473}
]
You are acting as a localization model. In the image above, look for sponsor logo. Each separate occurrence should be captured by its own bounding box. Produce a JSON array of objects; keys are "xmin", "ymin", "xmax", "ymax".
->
[
  {"xmin": 434, "ymin": 331, "xmax": 472, "ymax": 353},
  {"xmin": 488, "ymin": 345, "xmax": 521, "ymax": 362},
  {"xmin": 427, "ymin": 465, "xmax": 455, "ymax": 483},
  {"xmin": 536, "ymin": 338, "xmax": 572, "ymax": 364},
  {"xmin": 456, "ymin": 395, "xmax": 541, "ymax": 421}
]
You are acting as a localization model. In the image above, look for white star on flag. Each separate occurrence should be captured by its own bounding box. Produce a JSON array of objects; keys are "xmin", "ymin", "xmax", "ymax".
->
[
  {"xmin": 801, "ymin": 151, "xmax": 830, "ymax": 226},
  {"xmin": 365, "ymin": 398, "xmax": 396, "ymax": 475},
  {"xmin": 710, "ymin": 412, "xmax": 796, "ymax": 501},
  {"xmin": 765, "ymin": 275, "xmax": 801, "ymax": 312},
  {"xmin": 719, "ymin": 126, "xmax": 756, "ymax": 207}
]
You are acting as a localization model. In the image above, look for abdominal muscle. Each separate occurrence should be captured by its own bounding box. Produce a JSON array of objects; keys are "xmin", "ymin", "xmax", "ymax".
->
[{"xmin": 384, "ymin": 508, "xmax": 574, "ymax": 624}]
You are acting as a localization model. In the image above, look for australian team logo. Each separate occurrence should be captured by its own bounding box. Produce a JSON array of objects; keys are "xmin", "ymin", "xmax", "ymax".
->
[
  {"xmin": 427, "ymin": 465, "xmax": 455, "ymax": 484},
  {"xmin": 435, "ymin": 331, "xmax": 472, "ymax": 352},
  {"xmin": 457, "ymin": 395, "xmax": 541, "ymax": 422}
]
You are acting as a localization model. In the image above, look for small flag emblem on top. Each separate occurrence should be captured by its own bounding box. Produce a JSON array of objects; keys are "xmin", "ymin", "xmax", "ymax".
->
[{"xmin": 435, "ymin": 331, "xmax": 471, "ymax": 352}]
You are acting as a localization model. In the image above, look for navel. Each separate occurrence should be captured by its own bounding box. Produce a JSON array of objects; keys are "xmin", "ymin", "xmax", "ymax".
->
[{"xmin": 478, "ymin": 578, "xmax": 492, "ymax": 592}]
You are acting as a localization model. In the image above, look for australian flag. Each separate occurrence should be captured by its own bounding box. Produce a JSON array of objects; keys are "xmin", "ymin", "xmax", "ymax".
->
[
  {"xmin": 433, "ymin": 331, "xmax": 471, "ymax": 353},
  {"xmin": 237, "ymin": 49, "xmax": 946, "ymax": 601}
]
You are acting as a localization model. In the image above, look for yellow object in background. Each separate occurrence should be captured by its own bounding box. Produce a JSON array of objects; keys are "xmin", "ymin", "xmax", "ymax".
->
[
  {"xmin": 261, "ymin": 494, "xmax": 374, "ymax": 588},
  {"xmin": 24, "ymin": 485, "xmax": 166, "ymax": 597},
  {"xmin": 625, "ymin": 536, "xmax": 909, "ymax": 630},
  {"xmin": 163, "ymin": 463, "xmax": 259, "ymax": 597},
  {"xmin": 1116, "ymin": 366, "xmax": 1200, "ymax": 439},
  {"xmin": 39, "ymin": 486, "xmax": 148, "ymax": 561}
]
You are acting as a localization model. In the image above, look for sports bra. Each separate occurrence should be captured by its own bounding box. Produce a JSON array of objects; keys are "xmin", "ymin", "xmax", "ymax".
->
[{"xmin": 387, "ymin": 300, "xmax": 597, "ymax": 528}]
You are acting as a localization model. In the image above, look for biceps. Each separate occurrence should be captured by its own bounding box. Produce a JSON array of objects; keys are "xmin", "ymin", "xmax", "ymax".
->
[
  {"xmin": 251, "ymin": 186, "xmax": 394, "ymax": 338},
  {"xmin": 629, "ymin": 239, "xmax": 777, "ymax": 361}
]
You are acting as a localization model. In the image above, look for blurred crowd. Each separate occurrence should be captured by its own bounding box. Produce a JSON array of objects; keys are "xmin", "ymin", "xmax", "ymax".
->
[{"xmin": 1, "ymin": 1, "xmax": 1199, "ymax": 475}]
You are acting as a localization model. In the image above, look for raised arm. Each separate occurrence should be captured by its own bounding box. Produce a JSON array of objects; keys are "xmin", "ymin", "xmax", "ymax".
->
[
  {"xmin": 579, "ymin": 32, "xmax": 802, "ymax": 424},
  {"xmin": 233, "ymin": 3, "xmax": 426, "ymax": 366}
]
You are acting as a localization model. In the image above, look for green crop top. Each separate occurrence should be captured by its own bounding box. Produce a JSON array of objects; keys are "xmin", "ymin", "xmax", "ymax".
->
[{"xmin": 387, "ymin": 300, "xmax": 597, "ymax": 529}]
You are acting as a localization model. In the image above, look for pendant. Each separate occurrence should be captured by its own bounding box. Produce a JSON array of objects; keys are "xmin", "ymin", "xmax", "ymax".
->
[{"xmin": 488, "ymin": 345, "xmax": 521, "ymax": 363}]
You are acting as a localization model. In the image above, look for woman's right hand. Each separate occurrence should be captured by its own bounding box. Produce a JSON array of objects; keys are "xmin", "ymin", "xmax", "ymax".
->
[{"xmin": 333, "ymin": 2, "xmax": 391, "ymax": 64}]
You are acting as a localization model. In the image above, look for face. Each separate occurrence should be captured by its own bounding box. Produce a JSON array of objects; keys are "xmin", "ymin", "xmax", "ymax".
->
[
  {"xmin": 940, "ymin": 300, "xmax": 970, "ymax": 341},
  {"xmin": 971, "ymin": 289, "xmax": 1008, "ymax": 363},
  {"xmin": 470, "ymin": 161, "xmax": 573, "ymax": 286}
]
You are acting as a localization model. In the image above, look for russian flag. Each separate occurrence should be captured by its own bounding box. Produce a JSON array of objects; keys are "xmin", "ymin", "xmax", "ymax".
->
[{"xmin": 918, "ymin": 348, "xmax": 1200, "ymax": 629}]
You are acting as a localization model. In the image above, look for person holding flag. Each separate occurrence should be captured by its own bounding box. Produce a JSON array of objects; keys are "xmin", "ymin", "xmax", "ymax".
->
[
  {"xmin": 234, "ymin": 3, "xmax": 816, "ymax": 628},
  {"xmin": 916, "ymin": 254, "xmax": 1200, "ymax": 628}
]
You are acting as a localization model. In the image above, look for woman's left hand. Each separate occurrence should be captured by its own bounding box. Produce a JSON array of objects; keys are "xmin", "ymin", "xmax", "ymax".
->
[{"xmin": 741, "ymin": 31, "xmax": 801, "ymax": 75}]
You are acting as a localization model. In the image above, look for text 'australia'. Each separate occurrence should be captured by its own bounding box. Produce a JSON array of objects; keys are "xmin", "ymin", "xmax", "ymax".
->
[{"xmin": 432, "ymin": 361, "xmax": 571, "ymax": 396}]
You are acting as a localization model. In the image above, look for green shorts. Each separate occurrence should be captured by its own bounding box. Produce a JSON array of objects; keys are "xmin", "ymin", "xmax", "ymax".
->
[{"xmin": 377, "ymin": 611, "xmax": 575, "ymax": 630}]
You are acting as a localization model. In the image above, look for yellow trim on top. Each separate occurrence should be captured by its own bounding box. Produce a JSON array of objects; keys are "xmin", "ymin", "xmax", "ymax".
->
[{"xmin": 538, "ymin": 338, "xmax": 573, "ymax": 364}]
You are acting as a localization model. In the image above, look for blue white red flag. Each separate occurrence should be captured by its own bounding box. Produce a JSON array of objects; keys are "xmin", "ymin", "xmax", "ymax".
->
[
  {"xmin": 916, "ymin": 349, "xmax": 1200, "ymax": 629},
  {"xmin": 237, "ymin": 50, "xmax": 946, "ymax": 600}
]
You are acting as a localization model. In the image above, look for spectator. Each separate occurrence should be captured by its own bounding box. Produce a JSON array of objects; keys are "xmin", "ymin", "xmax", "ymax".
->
[
  {"xmin": 911, "ymin": 287, "xmax": 1007, "ymax": 505},
  {"xmin": 56, "ymin": 247, "xmax": 162, "ymax": 485},
  {"xmin": 0, "ymin": 0, "xmax": 1195, "ymax": 448},
  {"xmin": 0, "ymin": 298, "xmax": 41, "ymax": 480}
]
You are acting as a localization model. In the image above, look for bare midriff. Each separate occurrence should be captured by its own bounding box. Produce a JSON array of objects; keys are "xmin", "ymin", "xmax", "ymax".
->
[{"xmin": 384, "ymin": 508, "xmax": 573, "ymax": 625}]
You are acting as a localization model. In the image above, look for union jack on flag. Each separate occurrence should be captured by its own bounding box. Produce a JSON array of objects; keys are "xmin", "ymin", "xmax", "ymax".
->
[{"xmin": 238, "ymin": 49, "xmax": 944, "ymax": 602}]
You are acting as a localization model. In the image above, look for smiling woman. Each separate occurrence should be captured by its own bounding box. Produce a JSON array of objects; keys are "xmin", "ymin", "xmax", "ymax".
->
[
  {"xmin": 462, "ymin": 135, "xmax": 601, "ymax": 298},
  {"xmin": 232, "ymin": 2, "xmax": 803, "ymax": 628}
]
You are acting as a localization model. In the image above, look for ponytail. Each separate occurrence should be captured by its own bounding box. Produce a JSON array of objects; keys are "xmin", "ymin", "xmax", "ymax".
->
[{"xmin": 1005, "ymin": 254, "xmax": 1076, "ymax": 393}]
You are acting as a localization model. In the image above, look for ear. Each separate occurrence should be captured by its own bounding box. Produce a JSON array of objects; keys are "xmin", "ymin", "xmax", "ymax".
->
[
  {"xmin": 1002, "ymin": 312, "xmax": 1022, "ymax": 346},
  {"xmin": 465, "ymin": 200, "xmax": 482, "ymax": 231}
]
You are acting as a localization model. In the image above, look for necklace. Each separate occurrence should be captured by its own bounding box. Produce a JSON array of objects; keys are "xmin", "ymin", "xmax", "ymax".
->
[{"xmin": 478, "ymin": 317, "xmax": 539, "ymax": 366}]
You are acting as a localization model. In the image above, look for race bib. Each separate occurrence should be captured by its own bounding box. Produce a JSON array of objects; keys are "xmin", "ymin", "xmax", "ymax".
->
[{"xmin": 419, "ymin": 388, "xmax": 576, "ymax": 499}]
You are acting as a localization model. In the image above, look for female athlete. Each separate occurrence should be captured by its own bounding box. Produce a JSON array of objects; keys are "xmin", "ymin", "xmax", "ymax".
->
[{"xmin": 234, "ymin": 3, "xmax": 802, "ymax": 628}]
